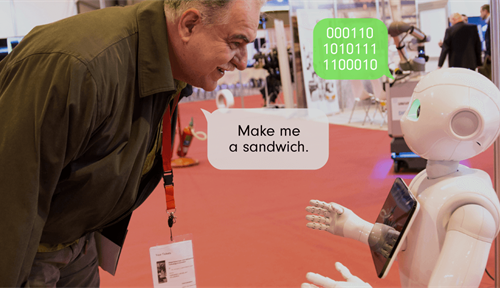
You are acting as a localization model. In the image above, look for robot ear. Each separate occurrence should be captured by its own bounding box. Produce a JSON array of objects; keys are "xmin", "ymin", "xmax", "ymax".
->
[{"xmin": 451, "ymin": 110, "xmax": 481, "ymax": 138}]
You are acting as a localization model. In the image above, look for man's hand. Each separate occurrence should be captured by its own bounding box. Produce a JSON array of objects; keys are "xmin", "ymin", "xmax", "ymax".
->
[{"xmin": 301, "ymin": 262, "xmax": 372, "ymax": 288}]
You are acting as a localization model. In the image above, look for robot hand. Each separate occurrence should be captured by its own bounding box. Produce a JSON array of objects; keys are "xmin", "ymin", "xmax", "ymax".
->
[
  {"xmin": 305, "ymin": 200, "xmax": 346, "ymax": 235},
  {"xmin": 306, "ymin": 200, "xmax": 373, "ymax": 244},
  {"xmin": 368, "ymin": 223, "xmax": 400, "ymax": 259},
  {"xmin": 301, "ymin": 262, "xmax": 372, "ymax": 288}
]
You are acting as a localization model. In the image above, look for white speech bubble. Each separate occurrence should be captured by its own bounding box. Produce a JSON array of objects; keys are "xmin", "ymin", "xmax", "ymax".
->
[{"xmin": 202, "ymin": 108, "xmax": 329, "ymax": 170}]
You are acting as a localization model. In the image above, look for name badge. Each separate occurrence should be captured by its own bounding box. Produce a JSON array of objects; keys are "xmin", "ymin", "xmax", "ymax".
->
[{"xmin": 149, "ymin": 234, "xmax": 196, "ymax": 288}]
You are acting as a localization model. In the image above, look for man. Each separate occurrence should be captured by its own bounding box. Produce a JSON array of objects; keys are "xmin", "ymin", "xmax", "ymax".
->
[
  {"xmin": 481, "ymin": 4, "xmax": 490, "ymax": 61},
  {"xmin": 0, "ymin": 0, "xmax": 262, "ymax": 286},
  {"xmin": 438, "ymin": 13, "xmax": 482, "ymax": 70},
  {"xmin": 461, "ymin": 14, "xmax": 468, "ymax": 23},
  {"xmin": 479, "ymin": 4, "xmax": 492, "ymax": 79}
]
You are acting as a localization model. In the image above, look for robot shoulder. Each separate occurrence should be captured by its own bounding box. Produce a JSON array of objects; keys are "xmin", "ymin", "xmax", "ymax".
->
[
  {"xmin": 447, "ymin": 204, "xmax": 497, "ymax": 242},
  {"xmin": 439, "ymin": 179, "xmax": 500, "ymax": 237}
]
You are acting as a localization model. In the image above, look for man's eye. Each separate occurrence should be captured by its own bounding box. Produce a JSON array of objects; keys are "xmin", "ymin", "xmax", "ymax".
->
[{"xmin": 230, "ymin": 42, "xmax": 241, "ymax": 48}]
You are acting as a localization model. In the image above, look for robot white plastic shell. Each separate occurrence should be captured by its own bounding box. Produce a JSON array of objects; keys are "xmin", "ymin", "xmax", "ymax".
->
[
  {"xmin": 400, "ymin": 68, "xmax": 500, "ymax": 161},
  {"xmin": 303, "ymin": 67, "xmax": 500, "ymax": 288}
]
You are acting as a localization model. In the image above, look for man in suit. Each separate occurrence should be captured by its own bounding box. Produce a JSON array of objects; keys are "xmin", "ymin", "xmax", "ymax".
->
[
  {"xmin": 481, "ymin": 4, "xmax": 490, "ymax": 61},
  {"xmin": 478, "ymin": 4, "xmax": 491, "ymax": 79},
  {"xmin": 438, "ymin": 13, "xmax": 482, "ymax": 70}
]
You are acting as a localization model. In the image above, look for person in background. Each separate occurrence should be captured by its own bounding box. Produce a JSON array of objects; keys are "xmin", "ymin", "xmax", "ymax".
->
[
  {"xmin": 479, "ymin": 4, "xmax": 491, "ymax": 79},
  {"xmin": 481, "ymin": 4, "xmax": 491, "ymax": 62},
  {"xmin": 438, "ymin": 14, "xmax": 467, "ymax": 47},
  {"xmin": 462, "ymin": 14, "xmax": 468, "ymax": 23},
  {"xmin": 0, "ymin": 0, "xmax": 263, "ymax": 286},
  {"xmin": 438, "ymin": 13, "xmax": 482, "ymax": 70}
]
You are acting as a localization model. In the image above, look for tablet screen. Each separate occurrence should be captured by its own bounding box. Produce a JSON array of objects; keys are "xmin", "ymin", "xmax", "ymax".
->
[{"xmin": 370, "ymin": 177, "xmax": 418, "ymax": 278}]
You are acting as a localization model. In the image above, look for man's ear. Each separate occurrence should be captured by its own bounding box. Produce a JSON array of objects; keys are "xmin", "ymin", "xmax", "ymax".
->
[{"xmin": 178, "ymin": 9, "xmax": 202, "ymax": 42}]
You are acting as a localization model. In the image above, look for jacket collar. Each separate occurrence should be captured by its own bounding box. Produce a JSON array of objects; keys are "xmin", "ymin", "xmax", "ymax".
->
[{"xmin": 136, "ymin": 0, "xmax": 177, "ymax": 97}]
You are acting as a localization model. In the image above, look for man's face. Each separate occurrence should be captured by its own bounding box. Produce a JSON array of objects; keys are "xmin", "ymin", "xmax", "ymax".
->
[
  {"xmin": 181, "ymin": 0, "xmax": 260, "ymax": 91},
  {"xmin": 481, "ymin": 9, "xmax": 489, "ymax": 20}
]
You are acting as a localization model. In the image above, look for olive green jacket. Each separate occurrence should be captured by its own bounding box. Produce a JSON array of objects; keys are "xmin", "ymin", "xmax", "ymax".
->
[{"xmin": 0, "ymin": 1, "xmax": 189, "ymax": 286}]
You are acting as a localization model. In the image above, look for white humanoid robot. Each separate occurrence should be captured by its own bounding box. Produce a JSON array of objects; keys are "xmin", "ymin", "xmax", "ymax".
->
[{"xmin": 304, "ymin": 68, "xmax": 500, "ymax": 288}]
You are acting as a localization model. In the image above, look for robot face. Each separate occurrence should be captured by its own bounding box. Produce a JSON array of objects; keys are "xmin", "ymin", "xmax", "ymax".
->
[{"xmin": 400, "ymin": 68, "xmax": 500, "ymax": 161}]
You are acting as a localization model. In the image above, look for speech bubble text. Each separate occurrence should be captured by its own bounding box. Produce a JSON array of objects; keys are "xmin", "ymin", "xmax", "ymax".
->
[
  {"xmin": 313, "ymin": 18, "xmax": 393, "ymax": 80},
  {"xmin": 202, "ymin": 108, "xmax": 329, "ymax": 170}
]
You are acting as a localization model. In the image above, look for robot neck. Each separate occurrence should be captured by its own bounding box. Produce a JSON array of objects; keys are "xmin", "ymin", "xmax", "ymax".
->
[{"xmin": 426, "ymin": 160, "xmax": 460, "ymax": 179}]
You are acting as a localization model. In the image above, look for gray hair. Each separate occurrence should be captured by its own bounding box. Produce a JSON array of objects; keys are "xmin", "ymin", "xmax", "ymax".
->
[
  {"xmin": 164, "ymin": 0, "xmax": 265, "ymax": 25},
  {"xmin": 449, "ymin": 13, "xmax": 463, "ymax": 25}
]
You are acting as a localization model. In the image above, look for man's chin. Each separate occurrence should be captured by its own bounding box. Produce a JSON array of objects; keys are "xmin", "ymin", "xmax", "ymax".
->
[
  {"xmin": 185, "ymin": 75, "xmax": 218, "ymax": 91},
  {"xmin": 196, "ymin": 81, "xmax": 218, "ymax": 92}
]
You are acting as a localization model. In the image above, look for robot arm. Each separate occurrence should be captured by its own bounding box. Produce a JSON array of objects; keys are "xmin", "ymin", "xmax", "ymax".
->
[
  {"xmin": 388, "ymin": 21, "xmax": 430, "ymax": 72},
  {"xmin": 305, "ymin": 200, "xmax": 373, "ymax": 245},
  {"xmin": 388, "ymin": 22, "xmax": 428, "ymax": 42},
  {"xmin": 429, "ymin": 204, "xmax": 497, "ymax": 286},
  {"xmin": 304, "ymin": 203, "xmax": 374, "ymax": 287}
]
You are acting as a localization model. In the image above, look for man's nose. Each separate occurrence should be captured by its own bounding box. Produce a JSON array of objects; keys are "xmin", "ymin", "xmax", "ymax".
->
[{"xmin": 233, "ymin": 47, "xmax": 248, "ymax": 70}]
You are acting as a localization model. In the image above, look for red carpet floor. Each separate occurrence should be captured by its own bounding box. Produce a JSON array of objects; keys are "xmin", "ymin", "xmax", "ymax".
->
[{"xmin": 100, "ymin": 94, "xmax": 497, "ymax": 287}]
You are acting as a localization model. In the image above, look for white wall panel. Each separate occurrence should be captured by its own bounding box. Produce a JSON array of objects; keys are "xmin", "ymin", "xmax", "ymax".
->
[
  {"xmin": 449, "ymin": 0, "xmax": 488, "ymax": 17},
  {"xmin": 1, "ymin": 0, "xmax": 77, "ymax": 38},
  {"xmin": 420, "ymin": 7, "xmax": 447, "ymax": 58},
  {"xmin": 0, "ymin": 1, "xmax": 16, "ymax": 38}
]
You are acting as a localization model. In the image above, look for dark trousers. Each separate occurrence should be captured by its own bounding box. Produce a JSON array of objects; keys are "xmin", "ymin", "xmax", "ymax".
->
[{"xmin": 28, "ymin": 233, "xmax": 100, "ymax": 287}]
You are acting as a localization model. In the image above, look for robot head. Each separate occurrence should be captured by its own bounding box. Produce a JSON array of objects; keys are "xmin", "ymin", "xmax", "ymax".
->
[{"xmin": 400, "ymin": 68, "xmax": 500, "ymax": 161}]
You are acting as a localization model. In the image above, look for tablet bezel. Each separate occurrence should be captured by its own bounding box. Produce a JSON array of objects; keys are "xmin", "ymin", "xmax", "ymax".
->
[{"xmin": 371, "ymin": 177, "xmax": 420, "ymax": 279}]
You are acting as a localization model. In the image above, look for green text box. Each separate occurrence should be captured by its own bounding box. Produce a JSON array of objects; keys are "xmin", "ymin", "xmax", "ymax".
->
[{"xmin": 313, "ymin": 18, "xmax": 393, "ymax": 80}]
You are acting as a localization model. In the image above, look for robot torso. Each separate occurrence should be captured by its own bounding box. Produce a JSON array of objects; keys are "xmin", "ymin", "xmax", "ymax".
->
[{"xmin": 397, "ymin": 164, "xmax": 500, "ymax": 287}]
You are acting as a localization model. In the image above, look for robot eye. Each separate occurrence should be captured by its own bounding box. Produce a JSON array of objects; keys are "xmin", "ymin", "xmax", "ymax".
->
[{"xmin": 407, "ymin": 99, "xmax": 421, "ymax": 120}]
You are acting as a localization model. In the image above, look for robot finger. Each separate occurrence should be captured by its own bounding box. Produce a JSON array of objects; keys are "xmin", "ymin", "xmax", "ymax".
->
[
  {"xmin": 335, "ymin": 263, "xmax": 365, "ymax": 284},
  {"xmin": 388, "ymin": 229, "xmax": 400, "ymax": 241},
  {"xmin": 306, "ymin": 206, "xmax": 330, "ymax": 216},
  {"xmin": 329, "ymin": 203, "xmax": 345, "ymax": 215},
  {"xmin": 305, "ymin": 215, "xmax": 328, "ymax": 224},
  {"xmin": 306, "ymin": 272, "xmax": 337, "ymax": 288},
  {"xmin": 384, "ymin": 241, "xmax": 396, "ymax": 250},
  {"xmin": 386, "ymin": 236, "xmax": 397, "ymax": 246},
  {"xmin": 335, "ymin": 262, "xmax": 354, "ymax": 281},
  {"xmin": 310, "ymin": 199, "xmax": 331, "ymax": 210},
  {"xmin": 382, "ymin": 243, "xmax": 394, "ymax": 255},
  {"xmin": 306, "ymin": 222, "xmax": 329, "ymax": 231}
]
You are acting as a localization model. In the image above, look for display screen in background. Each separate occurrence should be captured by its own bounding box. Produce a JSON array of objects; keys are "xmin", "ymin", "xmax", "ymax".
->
[
  {"xmin": 0, "ymin": 37, "xmax": 23, "ymax": 62},
  {"xmin": 0, "ymin": 38, "xmax": 7, "ymax": 61},
  {"xmin": 7, "ymin": 36, "xmax": 23, "ymax": 54}
]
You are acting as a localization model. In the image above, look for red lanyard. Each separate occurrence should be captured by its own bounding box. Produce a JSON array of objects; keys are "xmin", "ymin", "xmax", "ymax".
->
[
  {"xmin": 162, "ymin": 93, "xmax": 181, "ymax": 212},
  {"xmin": 162, "ymin": 92, "xmax": 181, "ymax": 240}
]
